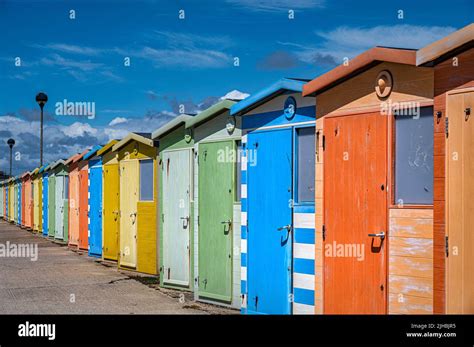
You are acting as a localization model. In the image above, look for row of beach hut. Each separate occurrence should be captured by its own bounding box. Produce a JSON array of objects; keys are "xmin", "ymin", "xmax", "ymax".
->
[{"xmin": 0, "ymin": 25, "xmax": 473, "ymax": 314}]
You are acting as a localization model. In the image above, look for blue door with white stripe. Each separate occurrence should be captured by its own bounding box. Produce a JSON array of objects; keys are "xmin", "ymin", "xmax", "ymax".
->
[
  {"xmin": 247, "ymin": 128, "xmax": 293, "ymax": 314},
  {"xmin": 88, "ymin": 159, "xmax": 103, "ymax": 257}
]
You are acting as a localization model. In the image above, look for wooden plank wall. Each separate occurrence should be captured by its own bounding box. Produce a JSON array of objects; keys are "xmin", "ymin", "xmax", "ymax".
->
[
  {"xmin": 433, "ymin": 48, "xmax": 474, "ymax": 313},
  {"xmin": 314, "ymin": 117, "xmax": 324, "ymax": 314},
  {"xmin": 388, "ymin": 208, "xmax": 433, "ymax": 314}
]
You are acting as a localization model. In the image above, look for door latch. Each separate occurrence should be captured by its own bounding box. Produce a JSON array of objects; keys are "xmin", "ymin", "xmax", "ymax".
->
[
  {"xmin": 277, "ymin": 225, "xmax": 292, "ymax": 232},
  {"xmin": 368, "ymin": 231, "xmax": 385, "ymax": 240}
]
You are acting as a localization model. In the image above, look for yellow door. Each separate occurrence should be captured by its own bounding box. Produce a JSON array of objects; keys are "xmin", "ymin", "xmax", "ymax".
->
[
  {"xmin": 103, "ymin": 164, "xmax": 120, "ymax": 261},
  {"xmin": 119, "ymin": 160, "xmax": 138, "ymax": 268},
  {"xmin": 446, "ymin": 90, "xmax": 474, "ymax": 313}
]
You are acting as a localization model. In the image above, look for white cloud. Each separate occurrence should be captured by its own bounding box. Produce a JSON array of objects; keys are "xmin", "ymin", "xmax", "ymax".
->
[
  {"xmin": 288, "ymin": 25, "xmax": 457, "ymax": 66},
  {"xmin": 109, "ymin": 117, "xmax": 128, "ymax": 126},
  {"xmin": 221, "ymin": 90, "xmax": 250, "ymax": 101},
  {"xmin": 31, "ymin": 43, "xmax": 105, "ymax": 56},
  {"xmin": 226, "ymin": 0, "xmax": 325, "ymax": 12},
  {"xmin": 60, "ymin": 122, "xmax": 98, "ymax": 138},
  {"xmin": 136, "ymin": 46, "xmax": 232, "ymax": 69}
]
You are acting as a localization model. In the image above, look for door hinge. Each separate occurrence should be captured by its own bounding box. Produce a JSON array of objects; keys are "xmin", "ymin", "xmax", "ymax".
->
[
  {"xmin": 322, "ymin": 135, "xmax": 326, "ymax": 151},
  {"xmin": 445, "ymin": 236, "xmax": 449, "ymax": 257},
  {"xmin": 445, "ymin": 117, "xmax": 449, "ymax": 137},
  {"xmin": 322, "ymin": 224, "xmax": 326, "ymax": 241},
  {"xmin": 197, "ymin": 215, "xmax": 199, "ymax": 226}
]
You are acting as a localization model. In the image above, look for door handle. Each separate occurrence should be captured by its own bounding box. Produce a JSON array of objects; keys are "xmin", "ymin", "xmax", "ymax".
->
[
  {"xmin": 368, "ymin": 231, "xmax": 385, "ymax": 240},
  {"xmin": 277, "ymin": 225, "xmax": 292, "ymax": 232},
  {"xmin": 221, "ymin": 219, "xmax": 232, "ymax": 233},
  {"xmin": 180, "ymin": 216, "xmax": 189, "ymax": 228}
]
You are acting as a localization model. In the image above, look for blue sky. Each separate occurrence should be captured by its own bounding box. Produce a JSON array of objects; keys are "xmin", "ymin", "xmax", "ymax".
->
[{"xmin": 0, "ymin": 0, "xmax": 472, "ymax": 174}]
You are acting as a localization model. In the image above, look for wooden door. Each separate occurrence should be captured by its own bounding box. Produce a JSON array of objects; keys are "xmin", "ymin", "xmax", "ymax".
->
[
  {"xmin": 68, "ymin": 171, "xmax": 79, "ymax": 245},
  {"xmin": 55, "ymin": 176, "xmax": 65, "ymax": 240},
  {"xmin": 198, "ymin": 141, "xmax": 234, "ymax": 302},
  {"xmin": 88, "ymin": 162, "xmax": 103, "ymax": 256},
  {"xmin": 48, "ymin": 176, "xmax": 56, "ymax": 238},
  {"xmin": 42, "ymin": 176, "xmax": 48, "ymax": 236},
  {"xmin": 38, "ymin": 179, "xmax": 42, "ymax": 232},
  {"xmin": 119, "ymin": 160, "xmax": 139, "ymax": 268},
  {"xmin": 324, "ymin": 112, "xmax": 387, "ymax": 314},
  {"xmin": 162, "ymin": 149, "xmax": 191, "ymax": 287},
  {"xmin": 33, "ymin": 181, "xmax": 39, "ymax": 230},
  {"xmin": 103, "ymin": 164, "xmax": 120, "ymax": 261},
  {"xmin": 247, "ymin": 129, "xmax": 293, "ymax": 314},
  {"xmin": 78, "ymin": 167, "xmax": 89, "ymax": 250},
  {"xmin": 446, "ymin": 90, "xmax": 474, "ymax": 314}
]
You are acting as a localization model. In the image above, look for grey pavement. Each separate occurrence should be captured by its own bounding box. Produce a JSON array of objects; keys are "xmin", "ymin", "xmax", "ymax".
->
[{"xmin": 0, "ymin": 220, "xmax": 232, "ymax": 314}]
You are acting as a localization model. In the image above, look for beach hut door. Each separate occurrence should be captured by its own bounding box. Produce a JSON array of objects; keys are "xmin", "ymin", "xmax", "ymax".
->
[
  {"xmin": 247, "ymin": 128, "xmax": 293, "ymax": 314},
  {"xmin": 446, "ymin": 91, "xmax": 474, "ymax": 313},
  {"xmin": 324, "ymin": 113, "xmax": 387, "ymax": 314},
  {"xmin": 55, "ymin": 176, "xmax": 65, "ymax": 239},
  {"xmin": 198, "ymin": 141, "xmax": 234, "ymax": 302},
  {"xmin": 162, "ymin": 149, "xmax": 191, "ymax": 286},
  {"xmin": 120, "ymin": 160, "xmax": 139, "ymax": 268}
]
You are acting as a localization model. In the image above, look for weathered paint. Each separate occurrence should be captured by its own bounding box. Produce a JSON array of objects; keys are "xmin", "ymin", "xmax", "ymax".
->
[
  {"xmin": 101, "ymin": 145, "xmax": 120, "ymax": 262},
  {"xmin": 32, "ymin": 170, "xmax": 40, "ymax": 232},
  {"xmin": 119, "ymin": 159, "xmax": 139, "ymax": 268},
  {"xmin": 23, "ymin": 174, "xmax": 33, "ymax": 229},
  {"xmin": 88, "ymin": 157, "xmax": 103, "ymax": 257},
  {"xmin": 153, "ymin": 116, "xmax": 194, "ymax": 289},
  {"xmin": 42, "ymin": 170, "xmax": 49, "ymax": 237},
  {"xmin": 17, "ymin": 178, "xmax": 22, "ymax": 226},
  {"xmin": 161, "ymin": 149, "xmax": 192, "ymax": 286},
  {"xmin": 231, "ymin": 79, "xmax": 316, "ymax": 314},
  {"xmin": 187, "ymin": 100, "xmax": 242, "ymax": 308},
  {"xmin": 113, "ymin": 134, "xmax": 158, "ymax": 274},
  {"xmin": 0, "ymin": 184, "xmax": 3, "ymax": 218},
  {"xmin": 78, "ymin": 160, "xmax": 89, "ymax": 251},
  {"xmin": 48, "ymin": 172, "xmax": 56, "ymax": 238},
  {"xmin": 51, "ymin": 160, "xmax": 69, "ymax": 242}
]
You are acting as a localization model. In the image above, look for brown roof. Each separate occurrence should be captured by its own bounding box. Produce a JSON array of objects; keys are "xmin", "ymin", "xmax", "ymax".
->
[
  {"xmin": 302, "ymin": 47, "xmax": 417, "ymax": 96},
  {"xmin": 417, "ymin": 23, "xmax": 474, "ymax": 66}
]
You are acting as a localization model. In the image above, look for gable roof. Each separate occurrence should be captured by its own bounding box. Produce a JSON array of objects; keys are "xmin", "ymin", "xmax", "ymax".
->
[
  {"xmin": 83, "ymin": 145, "xmax": 104, "ymax": 160},
  {"xmin": 230, "ymin": 78, "xmax": 306, "ymax": 116},
  {"xmin": 185, "ymin": 100, "xmax": 235, "ymax": 128},
  {"xmin": 151, "ymin": 114, "xmax": 194, "ymax": 139},
  {"xmin": 96, "ymin": 139, "xmax": 119, "ymax": 156},
  {"xmin": 112, "ymin": 132, "xmax": 154, "ymax": 152},
  {"xmin": 51, "ymin": 159, "xmax": 67, "ymax": 170},
  {"xmin": 417, "ymin": 23, "xmax": 474, "ymax": 66},
  {"xmin": 302, "ymin": 47, "xmax": 417, "ymax": 96}
]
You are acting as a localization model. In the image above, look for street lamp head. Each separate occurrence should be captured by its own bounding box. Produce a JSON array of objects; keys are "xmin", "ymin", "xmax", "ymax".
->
[
  {"xmin": 7, "ymin": 138, "xmax": 15, "ymax": 148},
  {"xmin": 36, "ymin": 92, "xmax": 48, "ymax": 107}
]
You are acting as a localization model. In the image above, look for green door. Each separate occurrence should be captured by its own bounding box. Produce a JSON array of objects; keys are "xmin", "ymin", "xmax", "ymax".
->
[{"xmin": 198, "ymin": 141, "xmax": 234, "ymax": 302}]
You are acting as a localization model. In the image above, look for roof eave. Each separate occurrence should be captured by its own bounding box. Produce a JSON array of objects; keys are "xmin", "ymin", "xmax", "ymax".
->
[
  {"xmin": 417, "ymin": 24, "xmax": 474, "ymax": 66},
  {"xmin": 230, "ymin": 78, "xmax": 304, "ymax": 116},
  {"xmin": 302, "ymin": 47, "xmax": 417, "ymax": 97}
]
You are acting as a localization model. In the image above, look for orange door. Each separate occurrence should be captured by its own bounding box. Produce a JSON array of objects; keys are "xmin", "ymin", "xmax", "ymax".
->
[
  {"xmin": 446, "ymin": 90, "xmax": 474, "ymax": 313},
  {"xmin": 78, "ymin": 165, "xmax": 89, "ymax": 250},
  {"xmin": 324, "ymin": 112, "xmax": 387, "ymax": 314},
  {"xmin": 69, "ymin": 170, "xmax": 80, "ymax": 246}
]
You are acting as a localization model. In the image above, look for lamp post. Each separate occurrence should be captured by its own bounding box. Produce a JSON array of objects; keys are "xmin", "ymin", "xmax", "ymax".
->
[
  {"xmin": 7, "ymin": 138, "xmax": 15, "ymax": 177},
  {"xmin": 35, "ymin": 92, "xmax": 48, "ymax": 167}
]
